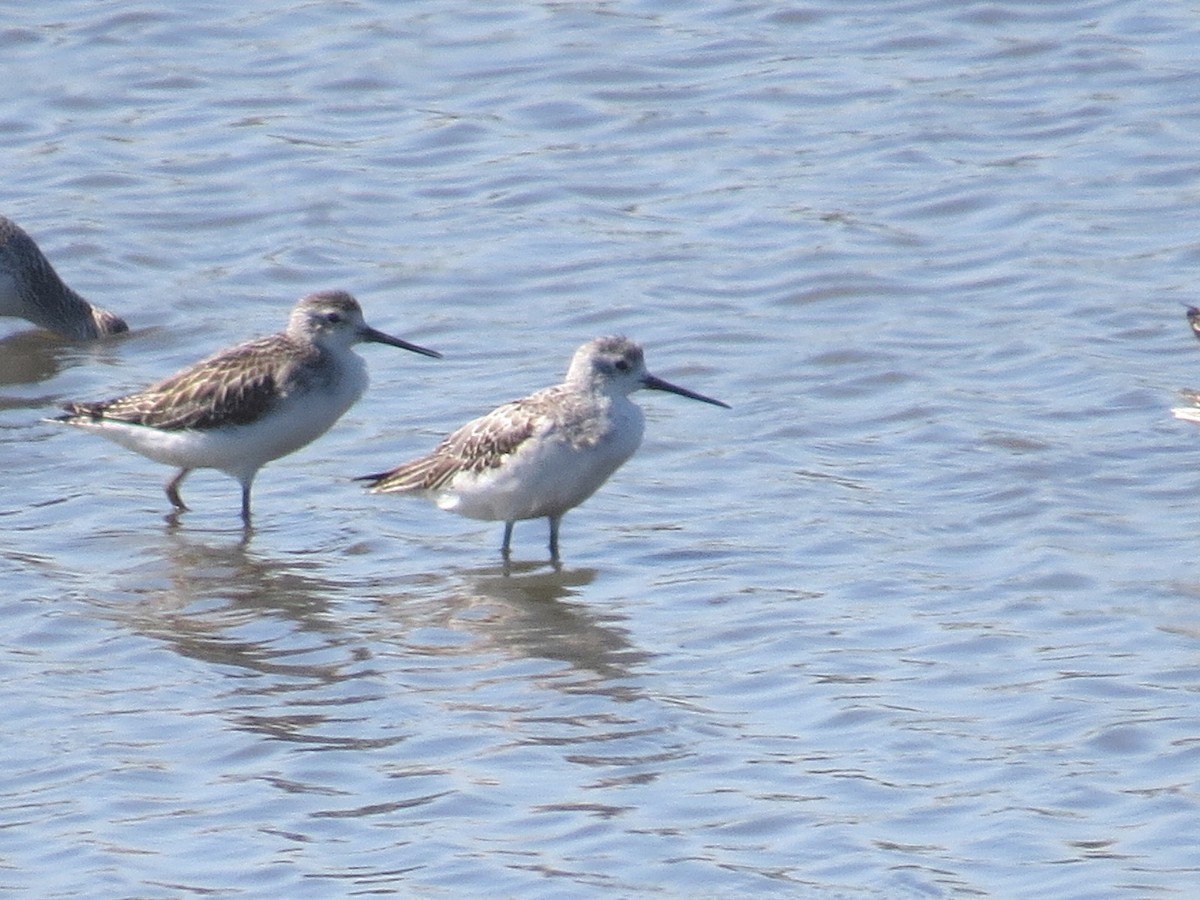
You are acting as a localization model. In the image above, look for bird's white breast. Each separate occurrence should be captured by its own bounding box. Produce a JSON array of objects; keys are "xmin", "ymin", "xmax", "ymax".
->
[
  {"xmin": 75, "ymin": 350, "xmax": 370, "ymax": 481},
  {"xmin": 440, "ymin": 394, "xmax": 645, "ymax": 522}
]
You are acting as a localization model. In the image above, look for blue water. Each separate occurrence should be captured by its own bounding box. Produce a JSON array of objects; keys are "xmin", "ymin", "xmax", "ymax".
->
[{"xmin": 3, "ymin": 1, "xmax": 1200, "ymax": 896}]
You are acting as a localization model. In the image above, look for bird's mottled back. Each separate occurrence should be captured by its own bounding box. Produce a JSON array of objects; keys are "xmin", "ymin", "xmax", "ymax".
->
[
  {"xmin": 59, "ymin": 333, "xmax": 321, "ymax": 431},
  {"xmin": 360, "ymin": 392, "xmax": 550, "ymax": 493}
]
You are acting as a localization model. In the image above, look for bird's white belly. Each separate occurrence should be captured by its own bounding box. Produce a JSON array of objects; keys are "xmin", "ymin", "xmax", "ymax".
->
[
  {"xmin": 80, "ymin": 365, "xmax": 366, "ymax": 480},
  {"xmin": 441, "ymin": 409, "xmax": 643, "ymax": 522}
]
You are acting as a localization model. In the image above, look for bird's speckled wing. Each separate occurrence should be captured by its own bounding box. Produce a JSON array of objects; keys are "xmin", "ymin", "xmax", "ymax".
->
[
  {"xmin": 359, "ymin": 389, "xmax": 575, "ymax": 493},
  {"xmin": 60, "ymin": 334, "xmax": 321, "ymax": 430}
]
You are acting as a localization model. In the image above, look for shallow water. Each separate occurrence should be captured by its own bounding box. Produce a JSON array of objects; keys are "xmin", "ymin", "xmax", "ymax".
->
[{"xmin": 3, "ymin": 1, "xmax": 1200, "ymax": 896}]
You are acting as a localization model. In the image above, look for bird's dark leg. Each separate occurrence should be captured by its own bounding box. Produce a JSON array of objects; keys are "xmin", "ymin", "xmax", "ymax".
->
[
  {"xmin": 165, "ymin": 469, "xmax": 191, "ymax": 511},
  {"xmin": 548, "ymin": 516, "xmax": 562, "ymax": 563}
]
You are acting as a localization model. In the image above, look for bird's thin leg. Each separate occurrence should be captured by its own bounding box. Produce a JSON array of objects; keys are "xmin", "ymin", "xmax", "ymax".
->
[
  {"xmin": 165, "ymin": 469, "xmax": 191, "ymax": 511},
  {"xmin": 240, "ymin": 481, "xmax": 253, "ymax": 526},
  {"xmin": 501, "ymin": 521, "xmax": 514, "ymax": 558},
  {"xmin": 548, "ymin": 516, "xmax": 562, "ymax": 562}
]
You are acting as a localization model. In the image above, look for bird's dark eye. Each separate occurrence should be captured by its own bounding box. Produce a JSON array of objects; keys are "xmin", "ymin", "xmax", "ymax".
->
[
  {"xmin": 324, "ymin": 312, "xmax": 343, "ymax": 324},
  {"xmin": 614, "ymin": 359, "xmax": 631, "ymax": 372}
]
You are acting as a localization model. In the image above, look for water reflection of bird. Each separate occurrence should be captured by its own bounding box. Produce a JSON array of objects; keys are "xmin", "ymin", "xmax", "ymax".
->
[
  {"xmin": 461, "ymin": 565, "xmax": 644, "ymax": 683},
  {"xmin": 103, "ymin": 531, "xmax": 400, "ymax": 748}
]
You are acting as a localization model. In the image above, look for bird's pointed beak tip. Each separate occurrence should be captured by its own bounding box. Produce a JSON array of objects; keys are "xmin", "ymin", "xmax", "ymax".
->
[
  {"xmin": 642, "ymin": 373, "xmax": 729, "ymax": 409},
  {"xmin": 363, "ymin": 327, "xmax": 443, "ymax": 358}
]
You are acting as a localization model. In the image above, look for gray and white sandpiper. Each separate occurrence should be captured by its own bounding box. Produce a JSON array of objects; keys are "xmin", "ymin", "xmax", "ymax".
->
[
  {"xmin": 53, "ymin": 290, "xmax": 440, "ymax": 524},
  {"xmin": 1173, "ymin": 305, "xmax": 1200, "ymax": 422},
  {"xmin": 0, "ymin": 214, "xmax": 127, "ymax": 340},
  {"xmin": 357, "ymin": 335, "xmax": 728, "ymax": 561}
]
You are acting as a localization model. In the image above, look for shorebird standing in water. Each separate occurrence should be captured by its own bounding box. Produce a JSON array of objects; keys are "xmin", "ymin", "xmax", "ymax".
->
[
  {"xmin": 357, "ymin": 335, "xmax": 729, "ymax": 562},
  {"xmin": 53, "ymin": 290, "xmax": 440, "ymax": 524},
  {"xmin": 0, "ymin": 214, "xmax": 128, "ymax": 339},
  {"xmin": 1173, "ymin": 306, "xmax": 1200, "ymax": 421},
  {"xmin": 1186, "ymin": 306, "xmax": 1200, "ymax": 344}
]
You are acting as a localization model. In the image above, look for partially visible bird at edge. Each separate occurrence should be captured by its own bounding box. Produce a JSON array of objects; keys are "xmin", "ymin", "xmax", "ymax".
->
[
  {"xmin": 0, "ymin": 214, "xmax": 127, "ymax": 340},
  {"xmin": 1173, "ymin": 305, "xmax": 1200, "ymax": 418}
]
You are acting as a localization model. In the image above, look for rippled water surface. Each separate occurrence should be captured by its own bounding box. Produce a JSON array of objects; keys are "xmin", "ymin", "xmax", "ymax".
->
[{"xmin": 4, "ymin": 1, "xmax": 1200, "ymax": 896}]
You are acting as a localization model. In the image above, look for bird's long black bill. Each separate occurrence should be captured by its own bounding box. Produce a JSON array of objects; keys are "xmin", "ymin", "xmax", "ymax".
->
[
  {"xmin": 362, "ymin": 327, "xmax": 443, "ymax": 358},
  {"xmin": 352, "ymin": 470, "xmax": 389, "ymax": 486},
  {"xmin": 642, "ymin": 373, "xmax": 730, "ymax": 408}
]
